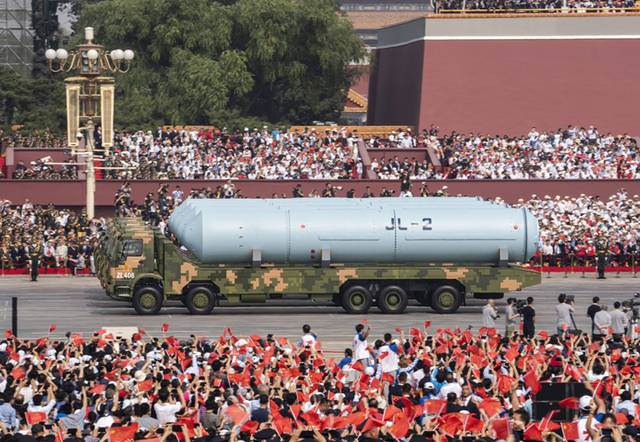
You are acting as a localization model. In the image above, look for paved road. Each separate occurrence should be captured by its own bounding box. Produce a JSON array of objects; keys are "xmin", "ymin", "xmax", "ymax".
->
[{"xmin": 0, "ymin": 274, "xmax": 638, "ymax": 351}]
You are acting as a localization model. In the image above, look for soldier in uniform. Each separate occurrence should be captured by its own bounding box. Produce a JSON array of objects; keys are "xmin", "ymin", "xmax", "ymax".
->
[
  {"xmin": 596, "ymin": 234, "xmax": 608, "ymax": 279},
  {"xmin": 399, "ymin": 170, "xmax": 411, "ymax": 196},
  {"xmin": 28, "ymin": 241, "xmax": 42, "ymax": 281}
]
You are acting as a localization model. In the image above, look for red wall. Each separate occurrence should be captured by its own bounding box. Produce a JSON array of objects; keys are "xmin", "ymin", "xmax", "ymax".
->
[
  {"xmin": 419, "ymin": 39, "xmax": 640, "ymax": 135},
  {"xmin": 2, "ymin": 179, "xmax": 639, "ymax": 217},
  {"xmin": 368, "ymin": 41, "xmax": 424, "ymax": 128}
]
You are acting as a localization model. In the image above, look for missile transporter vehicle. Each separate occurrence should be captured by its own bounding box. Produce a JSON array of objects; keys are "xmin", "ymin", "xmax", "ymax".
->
[{"xmin": 95, "ymin": 198, "xmax": 541, "ymax": 315}]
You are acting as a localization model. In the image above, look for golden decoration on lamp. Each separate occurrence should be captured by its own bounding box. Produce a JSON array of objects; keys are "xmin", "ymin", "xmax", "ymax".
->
[{"xmin": 44, "ymin": 27, "xmax": 134, "ymax": 75}]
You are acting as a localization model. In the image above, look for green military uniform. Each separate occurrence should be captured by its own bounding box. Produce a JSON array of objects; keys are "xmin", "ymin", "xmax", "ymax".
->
[
  {"xmin": 29, "ymin": 243, "xmax": 42, "ymax": 281},
  {"xmin": 596, "ymin": 237, "xmax": 608, "ymax": 279}
]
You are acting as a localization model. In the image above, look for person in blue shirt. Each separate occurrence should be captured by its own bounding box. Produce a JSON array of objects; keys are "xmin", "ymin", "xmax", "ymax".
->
[
  {"xmin": 337, "ymin": 348, "xmax": 353, "ymax": 369},
  {"xmin": 0, "ymin": 393, "xmax": 17, "ymax": 430}
]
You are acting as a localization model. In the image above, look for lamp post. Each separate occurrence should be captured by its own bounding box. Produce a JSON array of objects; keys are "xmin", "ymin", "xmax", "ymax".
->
[{"xmin": 45, "ymin": 27, "xmax": 134, "ymax": 219}]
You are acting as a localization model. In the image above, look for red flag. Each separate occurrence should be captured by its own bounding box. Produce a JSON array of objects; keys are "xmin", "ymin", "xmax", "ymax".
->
[
  {"xmin": 424, "ymin": 321, "xmax": 431, "ymax": 328},
  {"xmin": 493, "ymin": 418, "xmax": 510, "ymax": 440},
  {"xmin": 272, "ymin": 416, "xmax": 293, "ymax": 435},
  {"xmin": 224, "ymin": 404, "xmax": 248, "ymax": 425},
  {"xmin": 539, "ymin": 410, "xmax": 559, "ymax": 432},
  {"xmin": 359, "ymin": 418, "xmax": 385, "ymax": 433},
  {"xmin": 538, "ymin": 330, "xmax": 548, "ymax": 340},
  {"xmin": 351, "ymin": 361, "xmax": 364, "ymax": 371},
  {"xmin": 524, "ymin": 370, "xmax": 541, "ymax": 394},
  {"xmin": 561, "ymin": 421, "xmax": 579, "ymax": 440},
  {"xmin": 49, "ymin": 325, "xmax": 56, "ymax": 333},
  {"xmin": 424, "ymin": 399, "xmax": 447, "ymax": 415},
  {"xmin": 361, "ymin": 319, "xmax": 367, "ymax": 324},
  {"xmin": 109, "ymin": 423, "xmax": 139, "ymax": 442},
  {"xmin": 505, "ymin": 346, "xmax": 519, "ymax": 362},
  {"xmin": 89, "ymin": 384, "xmax": 106, "ymax": 395},
  {"xmin": 161, "ymin": 324, "xmax": 169, "ymax": 332},
  {"xmin": 382, "ymin": 405, "xmax": 403, "ymax": 422},
  {"xmin": 615, "ymin": 413, "xmax": 629, "ymax": 424},
  {"xmin": 138, "ymin": 328, "xmax": 147, "ymax": 335},
  {"xmin": 25, "ymin": 412, "xmax": 46, "ymax": 425},
  {"xmin": 240, "ymin": 421, "xmax": 259, "ymax": 435},
  {"xmin": 4, "ymin": 330, "xmax": 12, "ymax": 339},
  {"xmin": 394, "ymin": 328, "xmax": 402, "ymax": 333},
  {"xmin": 389, "ymin": 412, "xmax": 410, "ymax": 439},
  {"xmin": 524, "ymin": 423, "xmax": 542, "ymax": 440},
  {"xmin": 138, "ymin": 380, "xmax": 153, "ymax": 392},
  {"xmin": 55, "ymin": 427, "xmax": 64, "ymax": 442},
  {"xmin": 10, "ymin": 366, "xmax": 25, "ymax": 380},
  {"xmin": 558, "ymin": 397, "xmax": 579, "ymax": 409},
  {"xmin": 478, "ymin": 398, "xmax": 502, "ymax": 418}
]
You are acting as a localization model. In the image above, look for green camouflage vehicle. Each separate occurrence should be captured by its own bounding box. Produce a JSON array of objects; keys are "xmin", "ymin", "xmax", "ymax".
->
[{"xmin": 95, "ymin": 217, "xmax": 541, "ymax": 315}]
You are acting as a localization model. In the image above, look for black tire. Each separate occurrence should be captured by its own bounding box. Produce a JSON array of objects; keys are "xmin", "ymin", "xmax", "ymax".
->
[
  {"xmin": 331, "ymin": 293, "xmax": 342, "ymax": 306},
  {"xmin": 377, "ymin": 285, "xmax": 409, "ymax": 314},
  {"xmin": 132, "ymin": 286, "xmax": 163, "ymax": 315},
  {"xmin": 185, "ymin": 286, "xmax": 216, "ymax": 315},
  {"xmin": 341, "ymin": 285, "xmax": 372, "ymax": 314},
  {"xmin": 431, "ymin": 285, "xmax": 461, "ymax": 314}
]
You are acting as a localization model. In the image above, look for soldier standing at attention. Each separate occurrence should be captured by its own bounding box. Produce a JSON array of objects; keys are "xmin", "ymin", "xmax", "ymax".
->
[
  {"xmin": 596, "ymin": 234, "xmax": 608, "ymax": 279},
  {"xmin": 29, "ymin": 240, "xmax": 42, "ymax": 281}
]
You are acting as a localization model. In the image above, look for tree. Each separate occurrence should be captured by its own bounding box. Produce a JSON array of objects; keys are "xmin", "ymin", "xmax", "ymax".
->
[
  {"xmin": 74, "ymin": 0, "xmax": 364, "ymax": 128},
  {"xmin": 0, "ymin": 67, "xmax": 65, "ymax": 133}
]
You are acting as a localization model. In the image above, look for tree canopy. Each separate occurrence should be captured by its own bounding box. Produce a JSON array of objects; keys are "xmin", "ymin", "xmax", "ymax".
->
[{"xmin": 72, "ymin": 0, "xmax": 365, "ymax": 129}]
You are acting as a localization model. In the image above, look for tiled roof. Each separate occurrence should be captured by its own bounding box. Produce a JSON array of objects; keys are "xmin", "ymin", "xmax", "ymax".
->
[
  {"xmin": 345, "ymin": 11, "xmax": 427, "ymax": 30},
  {"xmin": 343, "ymin": 89, "xmax": 368, "ymax": 112}
]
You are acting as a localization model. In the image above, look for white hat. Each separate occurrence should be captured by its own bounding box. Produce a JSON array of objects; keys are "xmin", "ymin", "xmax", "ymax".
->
[
  {"xmin": 579, "ymin": 395, "xmax": 592, "ymax": 410},
  {"xmin": 364, "ymin": 366, "xmax": 375, "ymax": 376}
]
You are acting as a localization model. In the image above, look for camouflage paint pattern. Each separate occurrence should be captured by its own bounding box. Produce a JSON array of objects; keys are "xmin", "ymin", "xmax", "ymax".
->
[{"xmin": 97, "ymin": 219, "xmax": 541, "ymax": 302}]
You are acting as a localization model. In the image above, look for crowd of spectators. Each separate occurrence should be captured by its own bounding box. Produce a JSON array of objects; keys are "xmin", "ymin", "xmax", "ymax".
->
[
  {"xmin": 1, "ymin": 320, "xmax": 640, "ymax": 442},
  {"xmin": 5, "ymin": 125, "xmax": 640, "ymax": 182},
  {"xmin": 5, "ymin": 128, "xmax": 362, "ymax": 181},
  {"xmin": 0, "ymin": 199, "xmax": 102, "ymax": 273},
  {"xmin": 374, "ymin": 126, "xmax": 640, "ymax": 180},
  {"xmin": 435, "ymin": 0, "xmax": 639, "ymax": 12},
  {"xmin": 519, "ymin": 188, "xmax": 640, "ymax": 267}
]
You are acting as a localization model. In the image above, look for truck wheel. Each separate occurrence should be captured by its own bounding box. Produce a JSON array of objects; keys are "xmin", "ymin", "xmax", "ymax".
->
[
  {"xmin": 377, "ymin": 285, "xmax": 408, "ymax": 314},
  {"xmin": 342, "ymin": 285, "xmax": 372, "ymax": 314},
  {"xmin": 133, "ymin": 286, "xmax": 163, "ymax": 315},
  {"xmin": 185, "ymin": 286, "xmax": 216, "ymax": 315},
  {"xmin": 431, "ymin": 285, "xmax": 461, "ymax": 314}
]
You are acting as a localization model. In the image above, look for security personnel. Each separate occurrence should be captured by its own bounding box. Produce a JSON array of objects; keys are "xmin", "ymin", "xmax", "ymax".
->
[
  {"xmin": 28, "ymin": 241, "xmax": 42, "ymax": 281},
  {"xmin": 596, "ymin": 234, "xmax": 608, "ymax": 279}
]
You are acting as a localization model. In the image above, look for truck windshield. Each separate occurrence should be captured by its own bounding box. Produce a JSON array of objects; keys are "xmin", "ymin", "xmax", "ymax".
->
[{"xmin": 122, "ymin": 239, "xmax": 143, "ymax": 257}]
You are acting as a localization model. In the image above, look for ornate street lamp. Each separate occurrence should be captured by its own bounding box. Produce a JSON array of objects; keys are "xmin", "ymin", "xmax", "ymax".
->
[{"xmin": 46, "ymin": 27, "xmax": 134, "ymax": 219}]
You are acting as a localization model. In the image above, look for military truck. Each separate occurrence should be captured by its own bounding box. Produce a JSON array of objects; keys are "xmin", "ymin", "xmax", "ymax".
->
[{"xmin": 95, "ymin": 198, "xmax": 541, "ymax": 315}]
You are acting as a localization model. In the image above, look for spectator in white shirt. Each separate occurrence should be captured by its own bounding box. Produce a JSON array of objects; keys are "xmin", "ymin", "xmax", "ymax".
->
[{"xmin": 153, "ymin": 388, "xmax": 186, "ymax": 424}]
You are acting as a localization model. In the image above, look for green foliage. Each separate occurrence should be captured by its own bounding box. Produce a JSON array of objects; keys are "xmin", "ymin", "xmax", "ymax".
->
[
  {"xmin": 0, "ymin": 67, "xmax": 65, "ymax": 133},
  {"xmin": 73, "ymin": 0, "xmax": 364, "ymax": 127}
]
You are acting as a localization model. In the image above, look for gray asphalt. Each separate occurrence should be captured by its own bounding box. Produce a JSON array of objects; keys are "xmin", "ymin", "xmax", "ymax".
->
[{"xmin": 0, "ymin": 274, "xmax": 638, "ymax": 352}]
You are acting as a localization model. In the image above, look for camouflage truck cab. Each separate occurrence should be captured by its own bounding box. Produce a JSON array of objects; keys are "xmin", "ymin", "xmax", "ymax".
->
[{"xmin": 96, "ymin": 219, "xmax": 541, "ymax": 315}]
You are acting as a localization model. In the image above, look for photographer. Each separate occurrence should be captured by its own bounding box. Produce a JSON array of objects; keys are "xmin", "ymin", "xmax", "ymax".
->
[
  {"xmin": 556, "ymin": 293, "xmax": 575, "ymax": 337},
  {"xmin": 587, "ymin": 296, "xmax": 601, "ymax": 337},
  {"xmin": 610, "ymin": 301, "xmax": 628, "ymax": 341},
  {"xmin": 521, "ymin": 297, "xmax": 536, "ymax": 338},
  {"xmin": 482, "ymin": 299, "xmax": 498, "ymax": 328},
  {"xmin": 505, "ymin": 297, "xmax": 520, "ymax": 338}
]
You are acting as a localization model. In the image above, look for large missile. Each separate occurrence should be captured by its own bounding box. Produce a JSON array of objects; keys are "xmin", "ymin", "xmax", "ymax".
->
[{"xmin": 168, "ymin": 198, "xmax": 539, "ymax": 265}]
